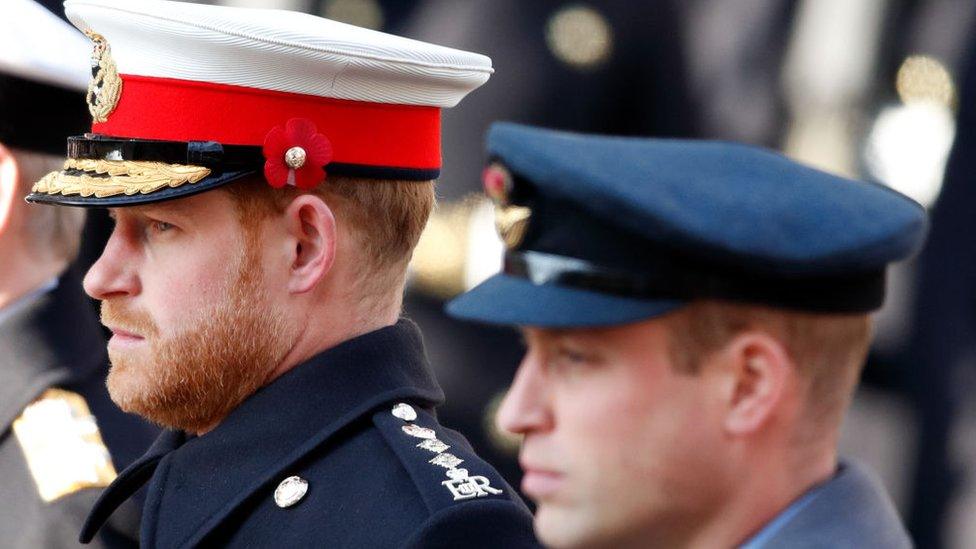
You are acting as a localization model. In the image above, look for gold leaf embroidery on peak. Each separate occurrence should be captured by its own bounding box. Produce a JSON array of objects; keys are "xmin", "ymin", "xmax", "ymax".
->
[{"xmin": 32, "ymin": 159, "xmax": 211, "ymax": 198}]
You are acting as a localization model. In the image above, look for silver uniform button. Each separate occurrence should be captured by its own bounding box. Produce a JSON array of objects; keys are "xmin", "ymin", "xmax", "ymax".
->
[
  {"xmin": 274, "ymin": 476, "xmax": 309, "ymax": 508},
  {"xmin": 391, "ymin": 402, "xmax": 417, "ymax": 421}
]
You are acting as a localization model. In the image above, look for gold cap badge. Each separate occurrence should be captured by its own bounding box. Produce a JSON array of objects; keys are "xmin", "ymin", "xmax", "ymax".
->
[
  {"xmin": 482, "ymin": 163, "xmax": 531, "ymax": 249},
  {"xmin": 85, "ymin": 31, "xmax": 122, "ymax": 123}
]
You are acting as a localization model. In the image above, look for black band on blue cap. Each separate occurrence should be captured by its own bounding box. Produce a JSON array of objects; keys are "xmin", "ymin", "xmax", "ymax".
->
[{"xmin": 504, "ymin": 250, "xmax": 886, "ymax": 313}]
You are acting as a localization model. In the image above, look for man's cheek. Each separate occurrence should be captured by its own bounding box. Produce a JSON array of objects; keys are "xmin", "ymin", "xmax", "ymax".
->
[
  {"xmin": 571, "ymin": 415, "xmax": 649, "ymax": 478},
  {"xmin": 151, "ymin": 269, "xmax": 220, "ymax": 306}
]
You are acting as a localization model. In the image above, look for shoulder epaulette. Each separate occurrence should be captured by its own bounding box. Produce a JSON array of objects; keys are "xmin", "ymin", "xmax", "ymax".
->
[
  {"xmin": 372, "ymin": 402, "xmax": 512, "ymax": 515},
  {"xmin": 13, "ymin": 388, "xmax": 117, "ymax": 502}
]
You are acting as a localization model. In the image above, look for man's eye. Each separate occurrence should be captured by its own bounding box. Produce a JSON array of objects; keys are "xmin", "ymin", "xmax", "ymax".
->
[
  {"xmin": 150, "ymin": 221, "xmax": 174, "ymax": 233},
  {"xmin": 557, "ymin": 349, "xmax": 582, "ymax": 362},
  {"xmin": 556, "ymin": 347, "xmax": 597, "ymax": 366}
]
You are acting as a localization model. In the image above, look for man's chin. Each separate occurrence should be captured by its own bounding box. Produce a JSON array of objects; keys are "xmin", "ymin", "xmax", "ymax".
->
[
  {"xmin": 105, "ymin": 361, "xmax": 149, "ymax": 414},
  {"xmin": 103, "ymin": 323, "xmax": 290, "ymax": 432},
  {"xmin": 535, "ymin": 503, "xmax": 616, "ymax": 549},
  {"xmin": 536, "ymin": 505, "xmax": 583, "ymax": 549},
  {"xmin": 105, "ymin": 365, "xmax": 206, "ymax": 432},
  {"xmin": 107, "ymin": 343, "xmax": 149, "ymax": 366}
]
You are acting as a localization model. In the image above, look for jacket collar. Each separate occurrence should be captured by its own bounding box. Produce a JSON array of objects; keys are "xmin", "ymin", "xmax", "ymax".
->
[
  {"xmin": 742, "ymin": 460, "xmax": 910, "ymax": 548},
  {"xmin": 82, "ymin": 319, "xmax": 445, "ymax": 546},
  {"xmin": 0, "ymin": 270, "xmax": 105, "ymax": 431}
]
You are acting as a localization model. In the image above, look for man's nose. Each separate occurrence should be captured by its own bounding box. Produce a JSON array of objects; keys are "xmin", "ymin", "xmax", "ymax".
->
[
  {"xmin": 83, "ymin": 227, "xmax": 140, "ymax": 300},
  {"xmin": 496, "ymin": 350, "xmax": 553, "ymax": 437}
]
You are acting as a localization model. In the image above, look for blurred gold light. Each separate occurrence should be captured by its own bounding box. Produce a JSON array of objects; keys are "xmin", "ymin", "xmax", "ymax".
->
[
  {"xmin": 409, "ymin": 195, "xmax": 504, "ymax": 298},
  {"xmin": 896, "ymin": 55, "xmax": 956, "ymax": 108},
  {"xmin": 409, "ymin": 201, "xmax": 468, "ymax": 299},
  {"xmin": 322, "ymin": 0, "xmax": 384, "ymax": 30},
  {"xmin": 546, "ymin": 4, "xmax": 613, "ymax": 70}
]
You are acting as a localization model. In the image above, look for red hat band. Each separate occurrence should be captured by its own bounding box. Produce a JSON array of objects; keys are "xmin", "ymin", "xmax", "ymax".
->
[{"xmin": 94, "ymin": 75, "xmax": 442, "ymax": 176}]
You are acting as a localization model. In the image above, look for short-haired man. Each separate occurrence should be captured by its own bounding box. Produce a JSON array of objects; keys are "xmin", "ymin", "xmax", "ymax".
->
[
  {"xmin": 28, "ymin": 1, "xmax": 537, "ymax": 547},
  {"xmin": 447, "ymin": 123, "xmax": 926, "ymax": 548},
  {"xmin": 0, "ymin": 1, "xmax": 159, "ymax": 547}
]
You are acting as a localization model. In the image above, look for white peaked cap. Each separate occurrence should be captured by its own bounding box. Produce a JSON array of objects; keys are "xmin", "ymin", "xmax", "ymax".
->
[
  {"xmin": 63, "ymin": 0, "xmax": 493, "ymax": 107},
  {"xmin": 27, "ymin": 0, "xmax": 493, "ymax": 206},
  {"xmin": 0, "ymin": 0, "xmax": 90, "ymax": 90}
]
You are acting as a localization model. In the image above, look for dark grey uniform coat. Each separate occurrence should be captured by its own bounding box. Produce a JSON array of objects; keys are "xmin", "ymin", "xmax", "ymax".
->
[{"xmin": 748, "ymin": 461, "xmax": 912, "ymax": 548}]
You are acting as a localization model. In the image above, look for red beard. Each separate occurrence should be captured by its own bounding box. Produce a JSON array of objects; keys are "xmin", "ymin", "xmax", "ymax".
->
[{"xmin": 100, "ymin": 245, "xmax": 291, "ymax": 433}]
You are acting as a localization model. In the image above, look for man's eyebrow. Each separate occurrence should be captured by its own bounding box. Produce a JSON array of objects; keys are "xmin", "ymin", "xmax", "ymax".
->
[
  {"xmin": 106, "ymin": 203, "xmax": 193, "ymax": 225},
  {"xmin": 520, "ymin": 328, "xmax": 568, "ymax": 346},
  {"xmin": 535, "ymin": 328, "xmax": 572, "ymax": 339},
  {"xmin": 136, "ymin": 203, "xmax": 192, "ymax": 220}
]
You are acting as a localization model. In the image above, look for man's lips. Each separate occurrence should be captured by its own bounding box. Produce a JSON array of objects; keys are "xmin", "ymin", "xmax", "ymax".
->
[
  {"xmin": 520, "ymin": 460, "xmax": 565, "ymax": 500},
  {"xmin": 106, "ymin": 326, "xmax": 146, "ymax": 346}
]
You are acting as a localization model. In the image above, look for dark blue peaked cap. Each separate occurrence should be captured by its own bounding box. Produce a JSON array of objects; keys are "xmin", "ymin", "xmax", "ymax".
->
[{"xmin": 446, "ymin": 123, "xmax": 929, "ymax": 327}]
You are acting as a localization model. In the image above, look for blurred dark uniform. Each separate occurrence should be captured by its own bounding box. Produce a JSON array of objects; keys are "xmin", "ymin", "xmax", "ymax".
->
[
  {"xmin": 0, "ymin": 1, "xmax": 157, "ymax": 546},
  {"xmin": 902, "ymin": 15, "xmax": 976, "ymax": 548},
  {"xmin": 0, "ymin": 271, "xmax": 153, "ymax": 547}
]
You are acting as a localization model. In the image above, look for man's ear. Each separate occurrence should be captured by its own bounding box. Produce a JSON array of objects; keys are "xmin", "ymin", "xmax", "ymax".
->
[
  {"xmin": 282, "ymin": 193, "xmax": 336, "ymax": 294},
  {"xmin": 0, "ymin": 143, "xmax": 21, "ymax": 236},
  {"xmin": 719, "ymin": 331, "xmax": 794, "ymax": 436}
]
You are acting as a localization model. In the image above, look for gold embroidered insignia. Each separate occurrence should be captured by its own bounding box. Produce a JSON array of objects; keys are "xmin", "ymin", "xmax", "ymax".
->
[
  {"xmin": 494, "ymin": 205, "xmax": 532, "ymax": 249},
  {"xmin": 32, "ymin": 159, "xmax": 211, "ymax": 198},
  {"xmin": 12, "ymin": 389, "xmax": 117, "ymax": 502},
  {"xmin": 85, "ymin": 31, "xmax": 123, "ymax": 123},
  {"xmin": 482, "ymin": 163, "xmax": 531, "ymax": 249}
]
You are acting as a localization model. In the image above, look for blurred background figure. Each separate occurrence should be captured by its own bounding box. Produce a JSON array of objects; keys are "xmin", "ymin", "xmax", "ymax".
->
[
  {"xmin": 903, "ymin": 19, "xmax": 976, "ymax": 549},
  {"xmin": 0, "ymin": 1, "xmax": 158, "ymax": 546},
  {"xmin": 66, "ymin": 0, "xmax": 976, "ymax": 546}
]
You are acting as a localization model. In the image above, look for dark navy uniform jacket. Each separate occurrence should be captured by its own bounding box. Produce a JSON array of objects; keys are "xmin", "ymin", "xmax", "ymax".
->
[
  {"xmin": 81, "ymin": 320, "xmax": 539, "ymax": 548},
  {"xmin": 0, "ymin": 272, "xmax": 158, "ymax": 548}
]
